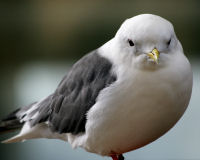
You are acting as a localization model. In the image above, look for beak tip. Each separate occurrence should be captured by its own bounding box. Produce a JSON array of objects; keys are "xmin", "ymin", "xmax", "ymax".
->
[{"xmin": 147, "ymin": 48, "xmax": 160, "ymax": 64}]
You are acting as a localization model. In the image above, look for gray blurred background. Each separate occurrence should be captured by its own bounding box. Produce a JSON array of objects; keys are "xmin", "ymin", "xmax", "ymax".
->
[{"xmin": 0, "ymin": 0, "xmax": 199, "ymax": 160}]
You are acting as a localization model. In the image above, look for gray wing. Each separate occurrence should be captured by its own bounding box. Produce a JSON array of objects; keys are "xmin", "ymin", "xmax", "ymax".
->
[{"xmin": 30, "ymin": 50, "xmax": 117, "ymax": 135}]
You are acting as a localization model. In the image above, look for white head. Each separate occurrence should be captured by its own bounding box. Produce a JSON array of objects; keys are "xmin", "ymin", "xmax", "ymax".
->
[{"xmin": 112, "ymin": 14, "xmax": 183, "ymax": 70}]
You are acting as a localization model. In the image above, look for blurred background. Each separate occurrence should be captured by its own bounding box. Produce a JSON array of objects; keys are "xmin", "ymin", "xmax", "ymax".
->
[{"xmin": 0, "ymin": 0, "xmax": 199, "ymax": 159}]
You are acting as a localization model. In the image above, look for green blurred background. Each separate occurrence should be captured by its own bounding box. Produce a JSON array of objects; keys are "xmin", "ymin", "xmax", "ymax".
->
[{"xmin": 0, "ymin": 0, "xmax": 199, "ymax": 160}]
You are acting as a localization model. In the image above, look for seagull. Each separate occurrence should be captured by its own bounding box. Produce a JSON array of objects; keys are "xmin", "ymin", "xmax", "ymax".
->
[{"xmin": 0, "ymin": 14, "xmax": 193, "ymax": 160}]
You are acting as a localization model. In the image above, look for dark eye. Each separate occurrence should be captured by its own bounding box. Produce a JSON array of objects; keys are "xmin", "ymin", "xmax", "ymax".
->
[
  {"xmin": 128, "ymin": 39, "xmax": 134, "ymax": 46},
  {"xmin": 167, "ymin": 38, "xmax": 171, "ymax": 46}
]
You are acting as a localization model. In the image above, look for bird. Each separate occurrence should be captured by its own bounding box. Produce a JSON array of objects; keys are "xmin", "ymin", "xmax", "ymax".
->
[{"xmin": 0, "ymin": 14, "xmax": 193, "ymax": 160}]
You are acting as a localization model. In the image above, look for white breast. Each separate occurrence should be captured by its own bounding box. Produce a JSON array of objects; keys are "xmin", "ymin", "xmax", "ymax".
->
[{"xmin": 68, "ymin": 42, "xmax": 192, "ymax": 156}]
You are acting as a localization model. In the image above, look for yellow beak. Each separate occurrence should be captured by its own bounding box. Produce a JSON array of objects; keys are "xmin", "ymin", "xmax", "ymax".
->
[{"xmin": 147, "ymin": 48, "xmax": 160, "ymax": 64}]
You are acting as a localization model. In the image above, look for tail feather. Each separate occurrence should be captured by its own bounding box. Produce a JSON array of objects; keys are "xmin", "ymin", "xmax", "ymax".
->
[
  {"xmin": 0, "ymin": 102, "xmax": 38, "ymax": 135},
  {"xmin": 0, "ymin": 119, "xmax": 23, "ymax": 134},
  {"xmin": 0, "ymin": 97, "xmax": 55, "ymax": 143},
  {"xmin": 1, "ymin": 108, "xmax": 20, "ymax": 121},
  {"xmin": 0, "ymin": 108, "xmax": 23, "ymax": 134},
  {"xmin": 0, "ymin": 102, "xmax": 38, "ymax": 143}
]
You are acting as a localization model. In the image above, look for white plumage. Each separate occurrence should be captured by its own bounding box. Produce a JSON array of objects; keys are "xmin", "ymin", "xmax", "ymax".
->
[
  {"xmin": 1, "ymin": 14, "xmax": 192, "ymax": 160},
  {"xmin": 70, "ymin": 15, "xmax": 192, "ymax": 155}
]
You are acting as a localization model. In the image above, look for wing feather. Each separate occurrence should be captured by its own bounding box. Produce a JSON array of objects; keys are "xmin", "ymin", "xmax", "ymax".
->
[{"xmin": 31, "ymin": 50, "xmax": 117, "ymax": 135}]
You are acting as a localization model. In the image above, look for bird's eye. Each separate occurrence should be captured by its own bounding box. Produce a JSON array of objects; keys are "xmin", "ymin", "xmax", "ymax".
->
[
  {"xmin": 128, "ymin": 39, "xmax": 134, "ymax": 46},
  {"xmin": 167, "ymin": 38, "xmax": 171, "ymax": 46}
]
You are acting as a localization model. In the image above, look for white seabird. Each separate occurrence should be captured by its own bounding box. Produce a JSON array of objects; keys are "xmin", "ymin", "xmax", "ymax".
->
[{"xmin": 0, "ymin": 14, "xmax": 193, "ymax": 160}]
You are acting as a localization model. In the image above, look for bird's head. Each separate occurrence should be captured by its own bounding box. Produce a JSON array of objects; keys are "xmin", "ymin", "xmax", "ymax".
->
[{"xmin": 113, "ymin": 14, "xmax": 183, "ymax": 70}]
